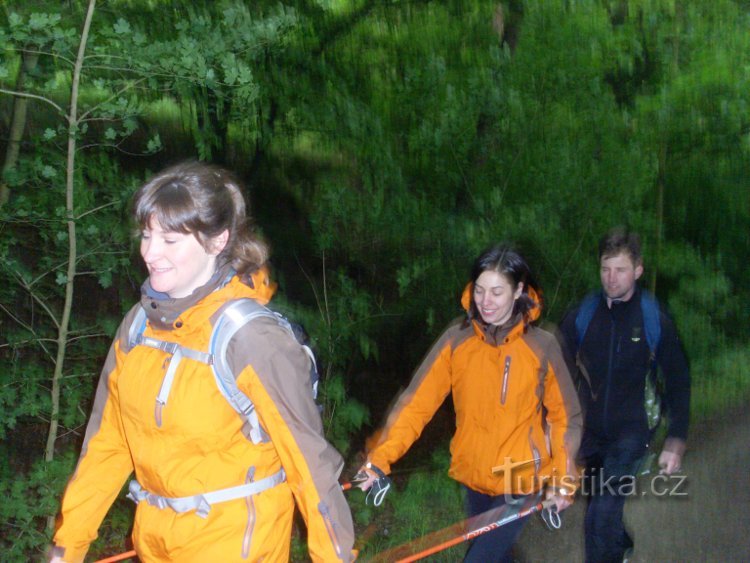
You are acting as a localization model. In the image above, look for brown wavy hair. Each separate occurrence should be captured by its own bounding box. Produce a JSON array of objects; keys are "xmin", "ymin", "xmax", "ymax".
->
[{"xmin": 133, "ymin": 161, "xmax": 268, "ymax": 275}]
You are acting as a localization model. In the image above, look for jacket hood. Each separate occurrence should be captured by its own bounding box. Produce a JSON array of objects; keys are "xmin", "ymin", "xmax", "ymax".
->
[
  {"xmin": 460, "ymin": 281, "xmax": 542, "ymax": 323},
  {"xmin": 241, "ymin": 265, "xmax": 276, "ymax": 305}
]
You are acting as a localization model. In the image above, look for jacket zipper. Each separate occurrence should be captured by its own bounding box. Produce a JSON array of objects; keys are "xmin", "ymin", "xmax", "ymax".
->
[
  {"xmin": 318, "ymin": 502, "xmax": 343, "ymax": 560},
  {"xmin": 528, "ymin": 430, "xmax": 542, "ymax": 475},
  {"xmin": 242, "ymin": 467, "xmax": 256, "ymax": 559},
  {"xmin": 602, "ymin": 316, "xmax": 617, "ymax": 435},
  {"xmin": 501, "ymin": 355, "xmax": 511, "ymax": 405}
]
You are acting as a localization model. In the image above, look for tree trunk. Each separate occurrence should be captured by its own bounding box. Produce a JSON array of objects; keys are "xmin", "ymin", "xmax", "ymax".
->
[
  {"xmin": 0, "ymin": 51, "xmax": 39, "ymax": 207},
  {"xmin": 45, "ymin": 0, "xmax": 97, "ymax": 532}
]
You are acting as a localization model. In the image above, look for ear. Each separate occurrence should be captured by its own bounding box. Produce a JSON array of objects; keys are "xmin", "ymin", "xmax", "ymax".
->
[
  {"xmin": 209, "ymin": 229, "xmax": 229, "ymax": 255},
  {"xmin": 634, "ymin": 263, "xmax": 644, "ymax": 280},
  {"xmin": 514, "ymin": 282, "xmax": 524, "ymax": 299}
]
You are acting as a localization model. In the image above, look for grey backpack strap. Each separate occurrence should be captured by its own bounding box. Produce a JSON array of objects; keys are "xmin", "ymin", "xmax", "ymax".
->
[
  {"xmin": 210, "ymin": 299, "xmax": 281, "ymax": 444},
  {"xmin": 127, "ymin": 306, "xmax": 148, "ymax": 350}
]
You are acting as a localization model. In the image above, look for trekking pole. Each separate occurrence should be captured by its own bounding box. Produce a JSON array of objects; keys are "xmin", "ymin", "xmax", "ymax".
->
[
  {"xmin": 93, "ymin": 549, "xmax": 137, "ymax": 563},
  {"xmin": 371, "ymin": 497, "xmax": 557, "ymax": 562}
]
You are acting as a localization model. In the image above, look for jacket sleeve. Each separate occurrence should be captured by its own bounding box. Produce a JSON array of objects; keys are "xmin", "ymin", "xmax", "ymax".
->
[
  {"xmin": 656, "ymin": 308, "xmax": 691, "ymax": 443},
  {"xmin": 230, "ymin": 320, "xmax": 355, "ymax": 563},
  {"xmin": 52, "ymin": 315, "xmax": 137, "ymax": 563},
  {"xmin": 538, "ymin": 331, "xmax": 583, "ymax": 492},
  {"xmin": 366, "ymin": 323, "xmax": 457, "ymax": 474}
]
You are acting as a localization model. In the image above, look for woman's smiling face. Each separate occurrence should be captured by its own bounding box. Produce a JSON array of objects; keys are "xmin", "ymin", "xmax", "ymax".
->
[
  {"xmin": 140, "ymin": 218, "xmax": 226, "ymax": 298},
  {"xmin": 472, "ymin": 270, "xmax": 523, "ymax": 326}
]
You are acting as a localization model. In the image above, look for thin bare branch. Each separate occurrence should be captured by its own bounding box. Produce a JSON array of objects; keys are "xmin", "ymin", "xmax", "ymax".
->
[
  {"xmin": 65, "ymin": 333, "xmax": 109, "ymax": 344},
  {"xmin": 0, "ymin": 338, "xmax": 58, "ymax": 349},
  {"xmin": 0, "ymin": 303, "xmax": 57, "ymax": 363},
  {"xmin": 0, "ymin": 88, "xmax": 66, "ymax": 116},
  {"xmin": 75, "ymin": 200, "xmax": 120, "ymax": 220},
  {"xmin": 78, "ymin": 76, "xmax": 149, "ymax": 122},
  {"xmin": 76, "ymin": 141, "xmax": 158, "ymax": 157},
  {"xmin": 2, "ymin": 46, "xmax": 77, "ymax": 68},
  {"xmin": 6, "ymin": 269, "xmax": 61, "ymax": 330}
]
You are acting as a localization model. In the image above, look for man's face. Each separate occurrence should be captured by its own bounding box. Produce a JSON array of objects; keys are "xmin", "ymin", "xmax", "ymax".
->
[{"xmin": 600, "ymin": 252, "xmax": 643, "ymax": 303}]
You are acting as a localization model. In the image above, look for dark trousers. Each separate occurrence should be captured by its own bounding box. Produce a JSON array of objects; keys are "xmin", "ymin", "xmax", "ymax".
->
[
  {"xmin": 580, "ymin": 431, "xmax": 649, "ymax": 563},
  {"xmin": 463, "ymin": 487, "xmax": 531, "ymax": 563}
]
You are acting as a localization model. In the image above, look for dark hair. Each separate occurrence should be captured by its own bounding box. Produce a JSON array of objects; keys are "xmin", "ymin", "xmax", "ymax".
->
[
  {"xmin": 133, "ymin": 161, "xmax": 268, "ymax": 275},
  {"xmin": 598, "ymin": 226, "xmax": 642, "ymax": 264},
  {"xmin": 468, "ymin": 243, "xmax": 541, "ymax": 323}
]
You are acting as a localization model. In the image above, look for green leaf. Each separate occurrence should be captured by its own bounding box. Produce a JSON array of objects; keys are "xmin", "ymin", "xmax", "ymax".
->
[
  {"xmin": 98, "ymin": 270, "xmax": 113, "ymax": 289},
  {"xmin": 113, "ymin": 19, "xmax": 131, "ymax": 35},
  {"xmin": 123, "ymin": 118, "xmax": 137, "ymax": 135},
  {"xmin": 29, "ymin": 13, "xmax": 60, "ymax": 31},
  {"xmin": 146, "ymin": 134, "xmax": 162, "ymax": 153}
]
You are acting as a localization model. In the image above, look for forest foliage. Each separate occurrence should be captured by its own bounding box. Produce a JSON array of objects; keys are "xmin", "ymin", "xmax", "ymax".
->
[{"xmin": 1, "ymin": 0, "xmax": 748, "ymax": 559}]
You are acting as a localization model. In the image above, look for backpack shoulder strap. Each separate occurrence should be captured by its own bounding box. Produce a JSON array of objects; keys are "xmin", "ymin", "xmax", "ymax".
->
[
  {"xmin": 639, "ymin": 289, "xmax": 662, "ymax": 358},
  {"xmin": 209, "ymin": 298, "xmax": 281, "ymax": 444},
  {"xmin": 127, "ymin": 305, "xmax": 148, "ymax": 350},
  {"xmin": 574, "ymin": 291, "xmax": 601, "ymax": 350}
]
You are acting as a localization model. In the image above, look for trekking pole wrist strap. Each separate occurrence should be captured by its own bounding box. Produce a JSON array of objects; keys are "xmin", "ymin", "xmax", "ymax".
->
[{"xmin": 364, "ymin": 462, "xmax": 391, "ymax": 507}]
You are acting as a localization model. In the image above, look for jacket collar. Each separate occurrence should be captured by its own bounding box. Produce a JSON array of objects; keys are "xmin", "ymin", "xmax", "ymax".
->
[
  {"xmin": 140, "ymin": 264, "xmax": 276, "ymax": 331},
  {"xmin": 474, "ymin": 312, "xmax": 526, "ymax": 345},
  {"xmin": 459, "ymin": 280, "xmax": 542, "ymax": 344}
]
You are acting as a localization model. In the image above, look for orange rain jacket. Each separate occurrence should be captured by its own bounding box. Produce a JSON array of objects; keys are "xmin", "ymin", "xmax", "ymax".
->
[
  {"xmin": 367, "ymin": 285, "xmax": 582, "ymax": 497},
  {"xmin": 52, "ymin": 267, "xmax": 355, "ymax": 562}
]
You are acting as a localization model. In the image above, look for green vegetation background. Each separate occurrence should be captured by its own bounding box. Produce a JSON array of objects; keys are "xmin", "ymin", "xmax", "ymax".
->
[{"xmin": 1, "ymin": 0, "xmax": 748, "ymax": 560}]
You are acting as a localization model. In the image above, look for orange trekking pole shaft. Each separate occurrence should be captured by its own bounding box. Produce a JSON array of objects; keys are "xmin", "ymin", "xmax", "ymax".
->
[
  {"xmin": 371, "ymin": 497, "xmax": 556, "ymax": 563},
  {"xmin": 93, "ymin": 549, "xmax": 137, "ymax": 563},
  {"xmin": 398, "ymin": 498, "xmax": 554, "ymax": 562}
]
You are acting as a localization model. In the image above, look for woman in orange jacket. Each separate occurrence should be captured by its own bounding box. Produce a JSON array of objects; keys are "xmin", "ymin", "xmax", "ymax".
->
[
  {"xmin": 358, "ymin": 244, "xmax": 581, "ymax": 562},
  {"xmin": 50, "ymin": 162, "xmax": 355, "ymax": 562}
]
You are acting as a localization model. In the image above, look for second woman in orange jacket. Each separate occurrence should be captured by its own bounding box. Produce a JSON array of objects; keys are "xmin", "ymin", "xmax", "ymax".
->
[{"xmin": 358, "ymin": 244, "xmax": 582, "ymax": 562}]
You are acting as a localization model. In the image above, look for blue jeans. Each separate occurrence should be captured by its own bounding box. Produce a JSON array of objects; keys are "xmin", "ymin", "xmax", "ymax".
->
[
  {"xmin": 463, "ymin": 487, "xmax": 531, "ymax": 563},
  {"xmin": 580, "ymin": 432, "xmax": 649, "ymax": 563}
]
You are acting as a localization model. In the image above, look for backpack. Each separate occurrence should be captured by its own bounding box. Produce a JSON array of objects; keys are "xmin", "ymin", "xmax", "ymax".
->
[
  {"xmin": 127, "ymin": 298, "xmax": 320, "ymax": 444},
  {"xmin": 573, "ymin": 289, "xmax": 663, "ymax": 431}
]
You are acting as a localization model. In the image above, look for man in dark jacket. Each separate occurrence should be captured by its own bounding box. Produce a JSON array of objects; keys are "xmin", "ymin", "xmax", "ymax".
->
[{"xmin": 558, "ymin": 227, "xmax": 690, "ymax": 563}]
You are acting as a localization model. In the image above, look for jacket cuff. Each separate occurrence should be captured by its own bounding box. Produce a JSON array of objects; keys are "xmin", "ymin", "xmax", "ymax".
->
[{"xmin": 366, "ymin": 456, "xmax": 391, "ymax": 475}]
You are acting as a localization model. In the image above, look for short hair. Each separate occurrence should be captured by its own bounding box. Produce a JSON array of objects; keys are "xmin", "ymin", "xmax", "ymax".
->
[{"xmin": 598, "ymin": 226, "xmax": 642, "ymax": 264}]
